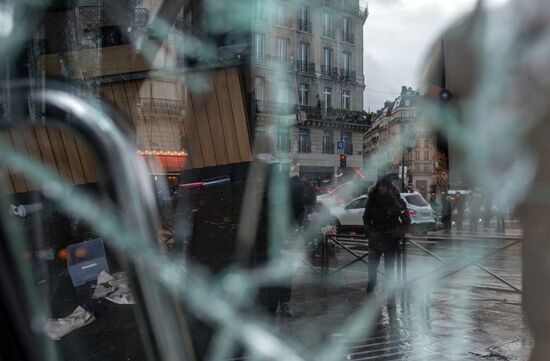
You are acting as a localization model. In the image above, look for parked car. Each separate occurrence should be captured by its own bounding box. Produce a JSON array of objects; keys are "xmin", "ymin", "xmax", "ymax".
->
[
  {"xmin": 329, "ymin": 192, "xmax": 436, "ymax": 236},
  {"xmin": 401, "ymin": 192, "xmax": 436, "ymax": 235}
]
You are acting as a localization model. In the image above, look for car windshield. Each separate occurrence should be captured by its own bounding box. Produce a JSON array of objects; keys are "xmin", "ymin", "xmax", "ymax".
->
[{"xmin": 405, "ymin": 194, "xmax": 429, "ymax": 207}]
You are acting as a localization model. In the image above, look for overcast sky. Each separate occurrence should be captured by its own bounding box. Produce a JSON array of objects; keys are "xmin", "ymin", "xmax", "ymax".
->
[{"xmin": 361, "ymin": 0, "xmax": 481, "ymax": 111}]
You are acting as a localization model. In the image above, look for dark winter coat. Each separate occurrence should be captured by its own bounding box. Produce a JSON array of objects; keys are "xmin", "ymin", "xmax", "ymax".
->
[{"xmin": 363, "ymin": 187, "xmax": 408, "ymax": 251}]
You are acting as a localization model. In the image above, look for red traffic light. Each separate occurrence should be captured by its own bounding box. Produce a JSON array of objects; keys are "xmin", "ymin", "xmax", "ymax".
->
[{"xmin": 339, "ymin": 155, "xmax": 346, "ymax": 160}]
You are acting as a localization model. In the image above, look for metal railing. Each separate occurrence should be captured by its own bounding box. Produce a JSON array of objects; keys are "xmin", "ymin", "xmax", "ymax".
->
[
  {"xmin": 321, "ymin": 65, "xmax": 338, "ymax": 77},
  {"xmin": 297, "ymin": 19, "xmax": 312, "ymax": 33},
  {"xmin": 137, "ymin": 97, "xmax": 185, "ymax": 115},
  {"xmin": 323, "ymin": 27, "xmax": 336, "ymax": 39},
  {"xmin": 256, "ymin": 100, "xmax": 296, "ymax": 115},
  {"xmin": 342, "ymin": 31, "xmax": 354, "ymax": 44},
  {"xmin": 340, "ymin": 70, "xmax": 356, "ymax": 82},
  {"xmin": 297, "ymin": 60, "xmax": 315, "ymax": 74}
]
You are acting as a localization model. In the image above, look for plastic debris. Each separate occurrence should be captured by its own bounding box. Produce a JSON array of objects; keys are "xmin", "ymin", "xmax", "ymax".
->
[{"xmin": 43, "ymin": 306, "xmax": 95, "ymax": 340}]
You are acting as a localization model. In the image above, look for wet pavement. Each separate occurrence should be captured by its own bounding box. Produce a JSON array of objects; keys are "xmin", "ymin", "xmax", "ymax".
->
[
  {"xmin": 271, "ymin": 229, "xmax": 531, "ymax": 360},
  {"xmin": 48, "ymin": 225, "xmax": 530, "ymax": 361}
]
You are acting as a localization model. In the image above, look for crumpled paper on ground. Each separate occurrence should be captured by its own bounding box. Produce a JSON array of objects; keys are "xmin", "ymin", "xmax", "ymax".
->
[
  {"xmin": 43, "ymin": 306, "xmax": 95, "ymax": 340},
  {"xmin": 92, "ymin": 271, "xmax": 134, "ymax": 304}
]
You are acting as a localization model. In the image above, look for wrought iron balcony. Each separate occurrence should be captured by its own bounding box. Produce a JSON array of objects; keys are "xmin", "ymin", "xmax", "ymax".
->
[
  {"xmin": 340, "ymin": 70, "xmax": 356, "ymax": 82},
  {"xmin": 297, "ymin": 19, "xmax": 312, "ymax": 33},
  {"xmin": 297, "ymin": 61, "xmax": 315, "ymax": 74},
  {"xmin": 342, "ymin": 31, "xmax": 354, "ymax": 44},
  {"xmin": 321, "ymin": 65, "xmax": 338, "ymax": 78},
  {"xmin": 256, "ymin": 100, "xmax": 295, "ymax": 115},
  {"xmin": 272, "ymin": 55, "xmax": 293, "ymax": 70},
  {"xmin": 274, "ymin": 16, "xmax": 292, "ymax": 28},
  {"xmin": 323, "ymin": 27, "xmax": 336, "ymax": 39}
]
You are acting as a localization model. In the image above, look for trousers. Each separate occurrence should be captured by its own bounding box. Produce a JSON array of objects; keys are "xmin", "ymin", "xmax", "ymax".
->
[{"xmin": 367, "ymin": 247, "xmax": 397, "ymax": 291}]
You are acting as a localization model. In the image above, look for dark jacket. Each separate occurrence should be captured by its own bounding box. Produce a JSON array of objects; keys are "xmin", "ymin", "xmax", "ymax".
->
[
  {"xmin": 304, "ymin": 182, "xmax": 316, "ymax": 206},
  {"xmin": 363, "ymin": 187, "xmax": 408, "ymax": 251}
]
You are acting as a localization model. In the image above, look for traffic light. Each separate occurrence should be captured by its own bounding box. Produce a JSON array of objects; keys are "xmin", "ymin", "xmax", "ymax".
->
[{"xmin": 339, "ymin": 154, "xmax": 347, "ymax": 168}]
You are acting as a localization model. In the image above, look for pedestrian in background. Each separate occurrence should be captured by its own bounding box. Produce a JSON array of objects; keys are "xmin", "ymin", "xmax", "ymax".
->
[
  {"xmin": 303, "ymin": 178, "xmax": 317, "ymax": 223},
  {"xmin": 454, "ymin": 192, "xmax": 465, "ymax": 233},
  {"xmin": 468, "ymin": 192, "xmax": 483, "ymax": 233},
  {"xmin": 363, "ymin": 176, "xmax": 410, "ymax": 298},
  {"xmin": 442, "ymin": 193, "xmax": 452, "ymax": 234}
]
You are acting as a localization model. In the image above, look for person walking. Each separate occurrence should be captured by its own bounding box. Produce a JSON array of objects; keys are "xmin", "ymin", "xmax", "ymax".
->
[
  {"xmin": 363, "ymin": 176, "xmax": 410, "ymax": 296},
  {"xmin": 495, "ymin": 203, "xmax": 506, "ymax": 234},
  {"xmin": 468, "ymin": 192, "xmax": 483, "ymax": 233},
  {"xmin": 303, "ymin": 178, "xmax": 317, "ymax": 223},
  {"xmin": 442, "ymin": 193, "xmax": 453, "ymax": 234},
  {"xmin": 454, "ymin": 192, "xmax": 465, "ymax": 233}
]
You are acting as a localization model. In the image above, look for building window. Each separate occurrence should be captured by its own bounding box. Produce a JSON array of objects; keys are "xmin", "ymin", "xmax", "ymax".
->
[
  {"xmin": 342, "ymin": 52, "xmax": 351, "ymax": 73},
  {"xmin": 255, "ymin": 77, "xmax": 265, "ymax": 112},
  {"xmin": 255, "ymin": 0, "xmax": 267, "ymax": 22},
  {"xmin": 323, "ymin": 11, "xmax": 333, "ymax": 37},
  {"xmin": 323, "ymin": 47, "xmax": 333, "ymax": 75},
  {"xmin": 275, "ymin": 3, "xmax": 288, "ymax": 27},
  {"xmin": 298, "ymin": 6, "xmax": 309, "ymax": 31},
  {"xmin": 298, "ymin": 83, "xmax": 309, "ymax": 106},
  {"xmin": 276, "ymin": 37, "xmax": 289, "ymax": 62},
  {"xmin": 343, "ymin": 16, "xmax": 352, "ymax": 42},
  {"xmin": 298, "ymin": 42, "xmax": 310, "ymax": 72},
  {"xmin": 323, "ymin": 130, "xmax": 334, "ymax": 154},
  {"xmin": 341, "ymin": 131, "xmax": 353, "ymax": 155},
  {"xmin": 342, "ymin": 90, "xmax": 351, "ymax": 110},
  {"xmin": 254, "ymin": 33, "xmax": 265, "ymax": 63},
  {"xmin": 277, "ymin": 127, "xmax": 290, "ymax": 152},
  {"xmin": 298, "ymin": 128, "xmax": 311, "ymax": 153},
  {"xmin": 323, "ymin": 87, "xmax": 332, "ymax": 110}
]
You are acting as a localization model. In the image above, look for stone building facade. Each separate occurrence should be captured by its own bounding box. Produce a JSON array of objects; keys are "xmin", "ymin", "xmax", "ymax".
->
[
  {"xmin": 252, "ymin": 0, "xmax": 369, "ymax": 183},
  {"xmin": 363, "ymin": 87, "xmax": 437, "ymax": 195}
]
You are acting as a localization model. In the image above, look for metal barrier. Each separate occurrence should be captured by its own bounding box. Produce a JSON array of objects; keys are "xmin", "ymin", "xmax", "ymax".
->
[{"xmin": 320, "ymin": 232, "xmax": 522, "ymax": 294}]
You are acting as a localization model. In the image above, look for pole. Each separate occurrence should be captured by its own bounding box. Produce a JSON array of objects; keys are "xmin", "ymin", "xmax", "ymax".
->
[{"xmin": 401, "ymin": 148, "xmax": 405, "ymax": 192}]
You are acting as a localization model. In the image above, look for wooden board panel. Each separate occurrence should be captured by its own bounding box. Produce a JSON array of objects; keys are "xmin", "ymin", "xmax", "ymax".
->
[
  {"xmin": 183, "ymin": 93, "xmax": 205, "ymax": 168},
  {"xmin": 213, "ymin": 69, "xmax": 241, "ymax": 164},
  {"xmin": 123, "ymin": 80, "xmax": 142, "ymax": 138},
  {"xmin": 34, "ymin": 127, "xmax": 60, "ymax": 173},
  {"xmin": 190, "ymin": 91, "xmax": 217, "ymax": 167},
  {"xmin": 5, "ymin": 131, "xmax": 28, "ymax": 193},
  {"xmin": 61, "ymin": 132, "xmax": 86, "ymax": 185},
  {"xmin": 0, "ymin": 132, "xmax": 17, "ymax": 193},
  {"xmin": 111, "ymin": 82, "xmax": 133, "ymax": 123},
  {"xmin": 225, "ymin": 68, "xmax": 252, "ymax": 161},
  {"xmin": 204, "ymin": 72, "xmax": 229, "ymax": 165},
  {"xmin": 46, "ymin": 128, "xmax": 75, "ymax": 183},
  {"xmin": 74, "ymin": 137, "xmax": 99, "ymax": 183}
]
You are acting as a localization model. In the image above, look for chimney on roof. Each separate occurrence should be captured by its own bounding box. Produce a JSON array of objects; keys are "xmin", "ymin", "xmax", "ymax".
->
[
  {"xmin": 384, "ymin": 100, "xmax": 391, "ymax": 108},
  {"xmin": 401, "ymin": 86, "xmax": 407, "ymax": 94}
]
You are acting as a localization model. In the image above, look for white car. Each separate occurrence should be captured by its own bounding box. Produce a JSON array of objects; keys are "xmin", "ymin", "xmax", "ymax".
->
[
  {"xmin": 333, "ymin": 195, "xmax": 368, "ymax": 234},
  {"xmin": 331, "ymin": 192, "xmax": 436, "ymax": 235},
  {"xmin": 400, "ymin": 192, "xmax": 436, "ymax": 235}
]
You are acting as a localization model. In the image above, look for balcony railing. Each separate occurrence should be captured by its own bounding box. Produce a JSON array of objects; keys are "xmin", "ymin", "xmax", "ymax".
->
[
  {"xmin": 272, "ymin": 55, "xmax": 293, "ymax": 70},
  {"xmin": 321, "ymin": 65, "xmax": 338, "ymax": 77},
  {"xmin": 340, "ymin": 70, "xmax": 356, "ymax": 82},
  {"xmin": 323, "ymin": 27, "xmax": 336, "ymax": 39},
  {"xmin": 297, "ymin": 61, "xmax": 315, "ymax": 74},
  {"xmin": 137, "ymin": 98, "xmax": 186, "ymax": 115},
  {"xmin": 254, "ymin": 54, "xmax": 267, "ymax": 65},
  {"xmin": 342, "ymin": 31, "xmax": 354, "ymax": 44},
  {"xmin": 274, "ymin": 16, "xmax": 292, "ymax": 28},
  {"xmin": 298, "ymin": 105, "xmax": 370, "ymax": 124},
  {"xmin": 256, "ymin": 100, "xmax": 295, "ymax": 115},
  {"xmin": 298, "ymin": 19, "xmax": 312, "ymax": 33}
]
